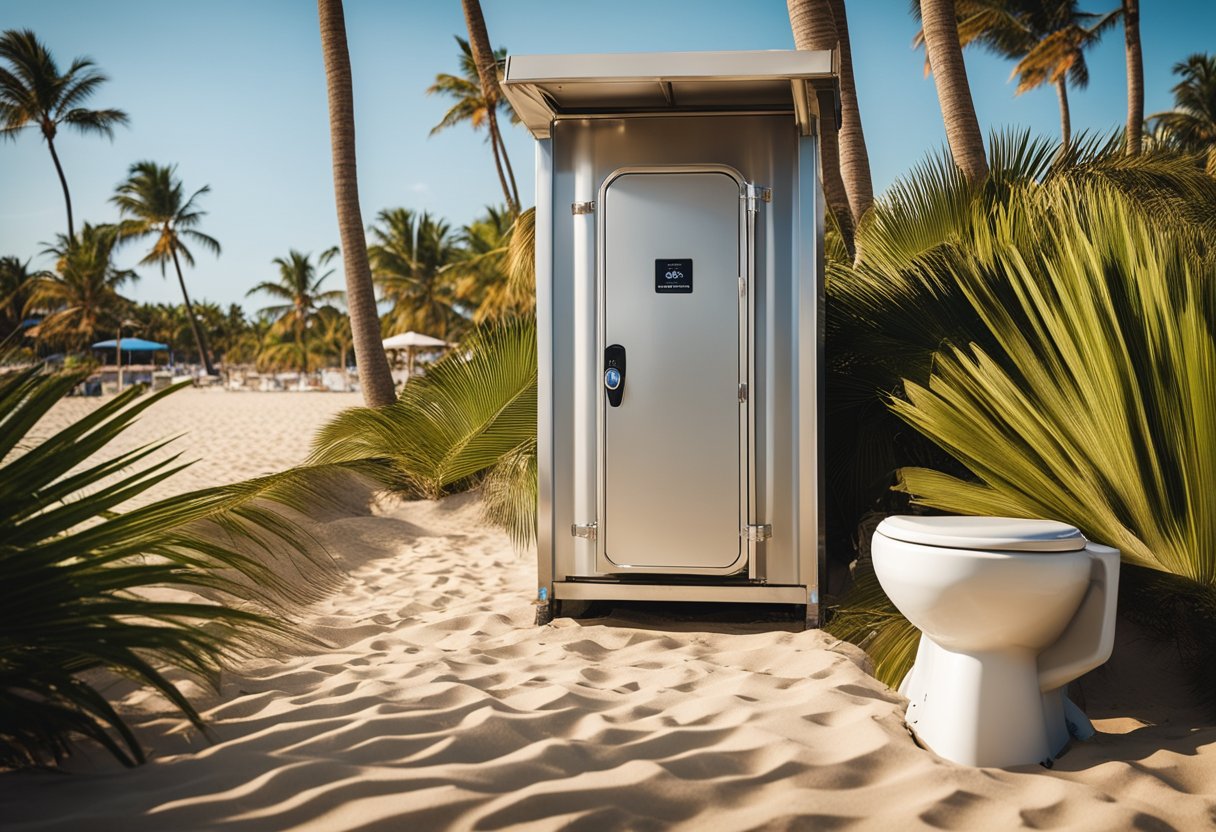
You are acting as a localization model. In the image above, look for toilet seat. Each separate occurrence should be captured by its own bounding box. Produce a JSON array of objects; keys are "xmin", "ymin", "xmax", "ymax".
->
[{"xmin": 876, "ymin": 515, "xmax": 1087, "ymax": 553}]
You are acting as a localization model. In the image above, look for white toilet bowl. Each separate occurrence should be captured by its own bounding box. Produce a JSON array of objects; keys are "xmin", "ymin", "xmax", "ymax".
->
[{"xmin": 872, "ymin": 515, "xmax": 1120, "ymax": 768}]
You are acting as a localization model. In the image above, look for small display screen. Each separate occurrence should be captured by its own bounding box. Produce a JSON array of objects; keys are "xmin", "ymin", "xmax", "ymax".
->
[{"xmin": 655, "ymin": 258, "xmax": 693, "ymax": 294}]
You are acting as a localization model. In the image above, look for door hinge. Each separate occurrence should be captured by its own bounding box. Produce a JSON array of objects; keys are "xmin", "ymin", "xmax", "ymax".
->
[
  {"xmin": 572, "ymin": 201, "xmax": 596, "ymax": 215},
  {"xmin": 738, "ymin": 277, "xmax": 746, "ymax": 297},
  {"xmin": 738, "ymin": 383, "xmax": 747, "ymax": 403},
  {"xmin": 571, "ymin": 522, "xmax": 597, "ymax": 540},
  {"xmin": 744, "ymin": 184, "xmax": 771, "ymax": 214},
  {"xmin": 742, "ymin": 523, "xmax": 772, "ymax": 542}
]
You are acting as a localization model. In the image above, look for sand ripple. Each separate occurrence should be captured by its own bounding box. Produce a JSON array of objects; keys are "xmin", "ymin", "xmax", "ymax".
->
[{"xmin": 4, "ymin": 488, "xmax": 1216, "ymax": 830}]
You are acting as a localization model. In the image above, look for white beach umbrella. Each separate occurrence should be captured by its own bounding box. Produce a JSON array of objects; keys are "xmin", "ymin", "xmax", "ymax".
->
[
  {"xmin": 382, "ymin": 331, "xmax": 450, "ymax": 350},
  {"xmin": 382, "ymin": 331, "xmax": 452, "ymax": 378}
]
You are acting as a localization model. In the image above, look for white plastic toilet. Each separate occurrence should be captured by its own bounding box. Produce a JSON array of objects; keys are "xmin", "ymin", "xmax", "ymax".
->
[{"xmin": 871, "ymin": 515, "xmax": 1120, "ymax": 768}]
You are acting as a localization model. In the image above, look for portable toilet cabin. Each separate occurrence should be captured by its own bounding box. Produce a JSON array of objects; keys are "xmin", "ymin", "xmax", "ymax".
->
[{"xmin": 503, "ymin": 50, "xmax": 837, "ymax": 627}]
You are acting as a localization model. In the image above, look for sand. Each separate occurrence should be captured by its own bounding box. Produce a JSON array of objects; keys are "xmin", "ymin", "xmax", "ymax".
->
[{"xmin": 4, "ymin": 388, "xmax": 1216, "ymax": 830}]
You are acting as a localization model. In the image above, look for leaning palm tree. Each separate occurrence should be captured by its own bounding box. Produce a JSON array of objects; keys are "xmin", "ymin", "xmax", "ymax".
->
[
  {"xmin": 368, "ymin": 208, "xmax": 466, "ymax": 340},
  {"xmin": 787, "ymin": 0, "xmax": 855, "ymax": 252},
  {"xmin": 111, "ymin": 161, "xmax": 219, "ymax": 375},
  {"xmin": 914, "ymin": 1, "xmax": 1120, "ymax": 148},
  {"xmin": 26, "ymin": 223, "xmax": 136, "ymax": 352},
  {"xmin": 0, "ymin": 29, "xmax": 129, "ymax": 239},
  {"xmin": 428, "ymin": 37, "xmax": 520, "ymax": 215},
  {"xmin": 247, "ymin": 249, "xmax": 344, "ymax": 371},
  {"xmin": 317, "ymin": 0, "xmax": 396, "ymax": 407},
  {"xmin": 915, "ymin": 0, "xmax": 989, "ymax": 182},
  {"xmin": 1148, "ymin": 53, "xmax": 1216, "ymax": 174},
  {"xmin": 460, "ymin": 0, "xmax": 520, "ymax": 217},
  {"xmin": 1122, "ymin": 0, "xmax": 1143, "ymax": 155}
]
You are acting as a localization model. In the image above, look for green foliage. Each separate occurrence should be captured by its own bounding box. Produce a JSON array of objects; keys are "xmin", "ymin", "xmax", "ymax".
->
[
  {"xmin": 1148, "ymin": 53, "xmax": 1216, "ymax": 174},
  {"xmin": 27, "ymin": 223, "xmax": 137, "ymax": 351},
  {"xmin": 312, "ymin": 318, "xmax": 537, "ymax": 547},
  {"xmin": 247, "ymin": 248, "xmax": 344, "ymax": 370},
  {"xmin": 0, "ymin": 368, "xmax": 367, "ymax": 769},
  {"xmin": 826, "ymin": 130, "xmax": 1216, "ymax": 686},
  {"xmin": 0, "ymin": 29, "xmax": 128, "ymax": 142},
  {"xmin": 368, "ymin": 207, "xmax": 464, "ymax": 340}
]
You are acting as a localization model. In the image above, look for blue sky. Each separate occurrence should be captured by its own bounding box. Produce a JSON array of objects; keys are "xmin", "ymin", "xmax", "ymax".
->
[{"xmin": 2, "ymin": 0, "xmax": 1214, "ymax": 309}]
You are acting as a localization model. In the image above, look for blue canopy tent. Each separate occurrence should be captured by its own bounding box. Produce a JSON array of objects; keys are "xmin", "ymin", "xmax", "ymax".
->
[
  {"xmin": 91, "ymin": 338, "xmax": 171, "ymax": 391},
  {"xmin": 91, "ymin": 338, "xmax": 169, "ymax": 351}
]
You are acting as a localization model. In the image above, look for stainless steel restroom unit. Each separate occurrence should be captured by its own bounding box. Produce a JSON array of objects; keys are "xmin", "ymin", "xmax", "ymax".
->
[{"xmin": 502, "ymin": 50, "xmax": 837, "ymax": 626}]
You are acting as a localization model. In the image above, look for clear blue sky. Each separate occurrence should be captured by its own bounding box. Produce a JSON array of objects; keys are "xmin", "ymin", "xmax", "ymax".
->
[{"xmin": 2, "ymin": 0, "xmax": 1213, "ymax": 309}]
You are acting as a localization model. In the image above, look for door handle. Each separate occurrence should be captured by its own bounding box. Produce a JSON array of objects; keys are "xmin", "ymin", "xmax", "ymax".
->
[{"xmin": 605, "ymin": 344, "xmax": 625, "ymax": 407}]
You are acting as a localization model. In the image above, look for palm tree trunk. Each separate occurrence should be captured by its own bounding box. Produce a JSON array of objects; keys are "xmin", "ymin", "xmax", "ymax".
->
[
  {"xmin": 496, "ymin": 118, "xmax": 521, "ymax": 212},
  {"xmin": 44, "ymin": 134, "xmax": 75, "ymax": 240},
  {"xmin": 318, "ymin": 0, "xmax": 396, "ymax": 407},
  {"xmin": 486, "ymin": 116, "xmax": 516, "ymax": 215},
  {"xmin": 786, "ymin": 0, "xmax": 855, "ymax": 255},
  {"xmin": 828, "ymin": 0, "xmax": 874, "ymax": 224},
  {"xmin": 462, "ymin": 0, "xmax": 519, "ymax": 215},
  {"xmin": 920, "ymin": 0, "xmax": 988, "ymax": 183},
  {"xmin": 1123, "ymin": 0, "xmax": 1143, "ymax": 156},
  {"xmin": 170, "ymin": 248, "xmax": 217, "ymax": 376},
  {"xmin": 1056, "ymin": 78, "xmax": 1071, "ymax": 148}
]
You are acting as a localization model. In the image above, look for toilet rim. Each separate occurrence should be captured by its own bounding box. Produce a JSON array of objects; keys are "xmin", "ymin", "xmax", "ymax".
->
[{"xmin": 875, "ymin": 515, "xmax": 1088, "ymax": 553}]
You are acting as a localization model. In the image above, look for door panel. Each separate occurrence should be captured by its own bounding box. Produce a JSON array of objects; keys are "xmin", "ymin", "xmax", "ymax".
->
[{"xmin": 600, "ymin": 171, "xmax": 744, "ymax": 571}]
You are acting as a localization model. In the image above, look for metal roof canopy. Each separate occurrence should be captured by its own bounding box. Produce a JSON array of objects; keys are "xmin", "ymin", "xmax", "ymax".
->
[{"xmin": 501, "ymin": 49, "xmax": 839, "ymax": 140}]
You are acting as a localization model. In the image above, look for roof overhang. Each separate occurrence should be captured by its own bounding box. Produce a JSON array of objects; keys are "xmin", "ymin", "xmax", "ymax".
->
[{"xmin": 501, "ymin": 49, "xmax": 839, "ymax": 140}]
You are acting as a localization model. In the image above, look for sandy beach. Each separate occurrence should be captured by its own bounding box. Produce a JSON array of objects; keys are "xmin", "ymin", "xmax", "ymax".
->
[{"xmin": 4, "ymin": 389, "xmax": 1216, "ymax": 831}]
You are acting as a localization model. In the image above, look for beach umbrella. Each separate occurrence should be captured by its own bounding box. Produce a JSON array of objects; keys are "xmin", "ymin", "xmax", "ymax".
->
[
  {"xmin": 91, "ymin": 338, "xmax": 169, "ymax": 351},
  {"xmin": 382, "ymin": 331, "xmax": 452, "ymax": 378},
  {"xmin": 92, "ymin": 338, "xmax": 169, "ymax": 390}
]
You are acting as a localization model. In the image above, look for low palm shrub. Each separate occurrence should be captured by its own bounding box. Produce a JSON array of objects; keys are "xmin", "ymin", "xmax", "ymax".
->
[
  {"xmin": 311, "ymin": 317, "xmax": 537, "ymax": 548},
  {"xmin": 826, "ymin": 132, "xmax": 1216, "ymax": 691},
  {"xmin": 0, "ymin": 368, "xmax": 360, "ymax": 768}
]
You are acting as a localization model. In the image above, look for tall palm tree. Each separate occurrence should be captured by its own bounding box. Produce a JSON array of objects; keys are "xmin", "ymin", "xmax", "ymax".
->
[
  {"xmin": 787, "ymin": 0, "xmax": 855, "ymax": 253},
  {"xmin": 26, "ymin": 223, "xmax": 136, "ymax": 351},
  {"xmin": 368, "ymin": 208, "xmax": 465, "ymax": 340},
  {"xmin": 0, "ymin": 30, "xmax": 129, "ymax": 240},
  {"xmin": 247, "ymin": 248, "xmax": 344, "ymax": 370},
  {"xmin": 914, "ymin": 2, "xmax": 1120, "ymax": 148},
  {"xmin": 428, "ymin": 37, "xmax": 520, "ymax": 216},
  {"xmin": 830, "ymin": 0, "xmax": 875, "ymax": 225},
  {"xmin": 460, "ymin": 0, "xmax": 520, "ymax": 217},
  {"xmin": 318, "ymin": 0, "xmax": 395, "ymax": 407},
  {"xmin": 111, "ymin": 161, "xmax": 220, "ymax": 375},
  {"xmin": 1122, "ymin": 0, "xmax": 1143, "ymax": 155},
  {"xmin": 1148, "ymin": 53, "xmax": 1216, "ymax": 174},
  {"xmin": 916, "ymin": 0, "xmax": 989, "ymax": 182}
]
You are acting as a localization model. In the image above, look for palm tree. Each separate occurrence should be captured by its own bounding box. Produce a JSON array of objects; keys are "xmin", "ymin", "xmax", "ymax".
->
[
  {"xmin": 111, "ymin": 161, "xmax": 220, "ymax": 375},
  {"xmin": 786, "ymin": 0, "xmax": 856, "ymax": 253},
  {"xmin": 318, "ymin": 0, "xmax": 396, "ymax": 407},
  {"xmin": 428, "ymin": 37, "xmax": 520, "ymax": 216},
  {"xmin": 916, "ymin": 0, "xmax": 989, "ymax": 182},
  {"xmin": 0, "ymin": 256, "xmax": 33, "ymax": 344},
  {"xmin": 26, "ymin": 223, "xmax": 136, "ymax": 351},
  {"xmin": 914, "ymin": 1, "xmax": 1120, "ymax": 148},
  {"xmin": 829, "ymin": 0, "xmax": 875, "ymax": 225},
  {"xmin": 368, "ymin": 208, "xmax": 465, "ymax": 340},
  {"xmin": 449, "ymin": 205, "xmax": 532, "ymax": 324},
  {"xmin": 0, "ymin": 30, "xmax": 128, "ymax": 240},
  {"xmin": 1148, "ymin": 53, "xmax": 1216, "ymax": 174},
  {"xmin": 460, "ymin": 0, "xmax": 520, "ymax": 217},
  {"xmin": 247, "ymin": 249, "xmax": 344, "ymax": 371},
  {"xmin": 1122, "ymin": 0, "xmax": 1143, "ymax": 155}
]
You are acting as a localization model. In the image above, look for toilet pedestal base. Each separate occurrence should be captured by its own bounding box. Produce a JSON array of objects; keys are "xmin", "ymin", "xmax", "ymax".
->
[{"xmin": 902, "ymin": 636, "xmax": 1058, "ymax": 768}]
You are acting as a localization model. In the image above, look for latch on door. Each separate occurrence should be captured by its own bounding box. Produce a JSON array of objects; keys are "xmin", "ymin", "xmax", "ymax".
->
[{"xmin": 605, "ymin": 344, "xmax": 626, "ymax": 407}]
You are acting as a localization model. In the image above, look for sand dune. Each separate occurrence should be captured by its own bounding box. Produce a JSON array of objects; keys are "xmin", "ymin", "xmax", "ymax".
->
[{"xmin": 4, "ymin": 390, "xmax": 1216, "ymax": 830}]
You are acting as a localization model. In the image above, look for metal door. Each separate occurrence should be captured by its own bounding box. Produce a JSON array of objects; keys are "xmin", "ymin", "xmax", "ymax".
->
[{"xmin": 597, "ymin": 168, "xmax": 747, "ymax": 573}]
